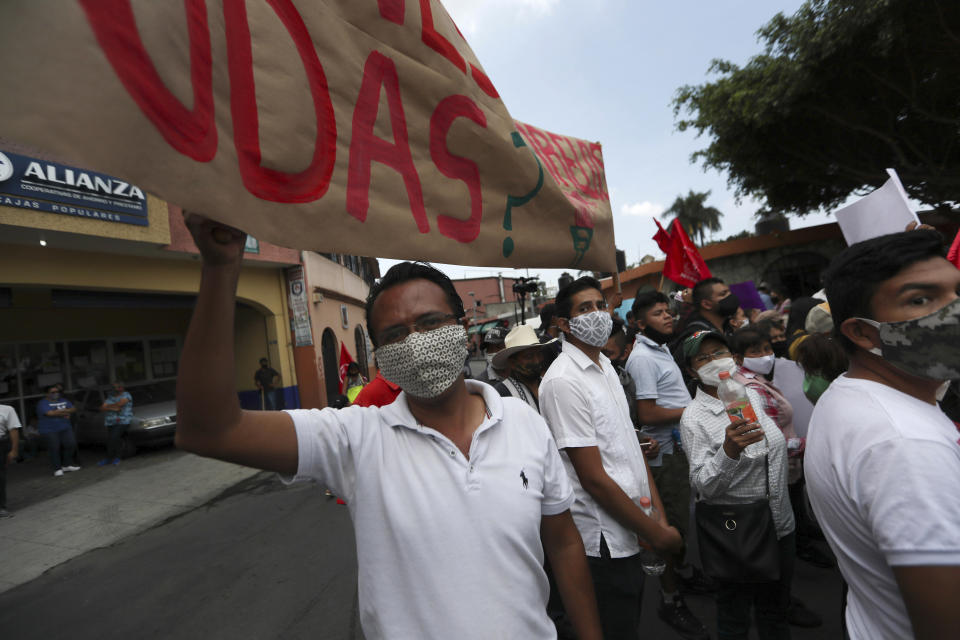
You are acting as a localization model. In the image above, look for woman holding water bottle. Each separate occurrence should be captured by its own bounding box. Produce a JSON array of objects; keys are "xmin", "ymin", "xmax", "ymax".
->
[{"xmin": 678, "ymin": 330, "xmax": 795, "ymax": 640}]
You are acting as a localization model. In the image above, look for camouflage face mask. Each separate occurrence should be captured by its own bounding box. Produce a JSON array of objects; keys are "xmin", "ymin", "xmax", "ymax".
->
[{"xmin": 856, "ymin": 296, "xmax": 960, "ymax": 381}]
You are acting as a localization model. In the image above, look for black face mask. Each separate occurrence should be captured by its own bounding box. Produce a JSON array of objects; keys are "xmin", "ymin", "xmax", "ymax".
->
[
  {"xmin": 512, "ymin": 362, "xmax": 542, "ymax": 383},
  {"xmin": 716, "ymin": 293, "xmax": 741, "ymax": 318},
  {"xmin": 772, "ymin": 341, "xmax": 788, "ymax": 359},
  {"xmin": 642, "ymin": 326, "xmax": 672, "ymax": 346}
]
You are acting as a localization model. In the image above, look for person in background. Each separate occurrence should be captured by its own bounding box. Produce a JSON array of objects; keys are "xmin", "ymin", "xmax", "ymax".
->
[
  {"xmin": 539, "ymin": 303, "xmax": 564, "ymax": 372},
  {"xmin": 680, "ymin": 277, "xmax": 740, "ymax": 337},
  {"xmin": 351, "ymin": 362, "xmax": 401, "ymax": 408},
  {"xmin": 680, "ymin": 330, "xmax": 795, "ymax": 640},
  {"xmin": 626, "ymin": 291, "xmax": 712, "ymax": 639},
  {"xmin": 477, "ymin": 326, "xmax": 509, "ymax": 384},
  {"xmin": 770, "ymin": 287, "xmax": 791, "ymax": 316},
  {"xmin": 98, "ymin": 381, "xmax": 133, "ymax": 466},
  {"xmin": 0, "ymin": 403, "xmax": 21, "ymax": 517},
  {"xmin": 792, "ymin": 334, "xmax": 848, "ymax": 406},
  {"xmin": 541, "ymin": 276, "xmax": 682, "ymax": 640},
  {"xmin": 805, "ymin": 229, "xmax": 960, "ymax": 640},
  {"xmin": 254, "ymin": 358, "xmax": 281, "ymax": 410},
  {"xmin": 343, "ymin": 363, "xmax": 368, "ymax": 404},
  {"xmin": 757, "ymin": 283, "xmax": 775, "ymax": 311},
  {"xmin": 756, "ymin": 318, "xmax": 789, "ymax": 360},
  {"xmin": 728, "ymin": 306, "xmax": 750, "ymax": 331},
  {"xmin": 601, "ymin": 317, "xmax": 640, "ymax": 430},
  {"xmin": 783, "ymin": 298, "xmax": 821, "ymax": 353},
  {"xmin": 493, "ymin": 325, "xmax": 555, "ymax": 412},
  {"xmin": 36, "ymin": 385, "xmax": 80, "ymax": 477}
]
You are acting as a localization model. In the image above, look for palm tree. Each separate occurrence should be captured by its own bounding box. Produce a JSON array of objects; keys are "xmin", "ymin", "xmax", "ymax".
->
[{"xmin": 661, "ymin": 190, "xmax": 723, "ymax": 245}]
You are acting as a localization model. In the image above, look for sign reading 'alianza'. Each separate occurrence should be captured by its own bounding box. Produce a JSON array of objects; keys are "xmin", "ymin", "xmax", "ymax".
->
[
  {"xmin": 0, "ymin": 149, "xmax": 149, "ymax": 226},
  {"xmin": 0, "ymin": 0, "xmax": 615, "ymax": 271}
]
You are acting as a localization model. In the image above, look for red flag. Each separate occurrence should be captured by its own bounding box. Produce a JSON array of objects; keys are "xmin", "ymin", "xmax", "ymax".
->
[
  {"xmin": 653, "ymin": 219, "xmax": 672, "ymax": 254},
  {"xmin": 663, "ymin": 220, "xmax": 711, "ymax": 287},
  {"xmin": 337, "ymin": 343, "xmax": 355, "ymax": 394},
  {"xmin": 948, "ymin": 228, "xmax": 960, "ymax": 270}
]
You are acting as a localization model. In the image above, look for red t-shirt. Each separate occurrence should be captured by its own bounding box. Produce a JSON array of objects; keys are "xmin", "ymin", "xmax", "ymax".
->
[{"xmin": 352, "ymin": 371, "xmax": 401, "ymax": 407}]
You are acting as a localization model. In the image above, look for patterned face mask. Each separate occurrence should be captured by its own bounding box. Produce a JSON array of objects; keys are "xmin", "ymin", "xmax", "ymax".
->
[
  {"xmin": 855, "ymin": 296, "xmax": 960, "ymax": 381},
  {"xmin": 375, "ymin": 324, "xmax": 468, "ymax": 399},
  {"xmin": 567, "ymin": 310, "xmax": 613, "ymax": 348}
]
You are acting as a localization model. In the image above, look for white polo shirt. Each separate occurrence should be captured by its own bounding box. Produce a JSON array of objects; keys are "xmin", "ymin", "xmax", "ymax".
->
[
  {"xmin": 285, "ymin": 380, "xmax": 573, "ymax": 640},
  {"xmin": 805, "ymin": 375, "xmax": 960, "ymax": 640},
  {"xmin": 0, "ymin": 404, "xmax": 21, "ymax": 438},
  {"xmin": 540, "ymin": 341, "xmax": 650, "ymax": 558}
]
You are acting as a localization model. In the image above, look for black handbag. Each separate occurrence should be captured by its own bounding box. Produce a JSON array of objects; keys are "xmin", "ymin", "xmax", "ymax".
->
[{"xmin": 694, "ymin": 450, "xmax": 781, "ymax": 583}]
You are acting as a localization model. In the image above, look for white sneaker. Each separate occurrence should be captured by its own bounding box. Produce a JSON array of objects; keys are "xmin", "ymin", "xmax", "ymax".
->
[
  {"xmin": 63, "ymin": 466, "xmax": 81, "ymax": 472},
  {"xmin": 53, "ymin": 469, "xmax": 64, "ymax": 477}
]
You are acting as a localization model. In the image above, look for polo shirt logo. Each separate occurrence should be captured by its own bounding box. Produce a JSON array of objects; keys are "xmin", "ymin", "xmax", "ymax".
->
[{"xmin": 520, "ymin": 469, "xmax": 528, "ymax": 490}]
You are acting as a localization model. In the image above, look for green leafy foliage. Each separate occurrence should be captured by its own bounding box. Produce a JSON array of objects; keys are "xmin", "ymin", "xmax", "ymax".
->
[{"xmin": 674, "ymin": 0, "xmax": 960, "ymax": 216}]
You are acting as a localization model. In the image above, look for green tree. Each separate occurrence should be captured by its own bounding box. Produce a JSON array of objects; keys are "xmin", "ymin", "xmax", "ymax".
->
[
  {"xmin": 673, "ymin": 0, "xmax": 960, "ymax": 216},
  {"xmin": 661, "ymin": 190, "xmax": 724, "ymax": 245}
]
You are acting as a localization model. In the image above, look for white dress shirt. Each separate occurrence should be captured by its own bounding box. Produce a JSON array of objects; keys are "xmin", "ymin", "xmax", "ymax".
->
[
  {"xmin": 540, "ymin": 341, "xmax": 651, "ymax": 558},
  {"xmin": 680, "ymin": 386, "xmax": 795, "ymax": 539},
  {"xmin": 284, "ymin": 380, "xmax": 573, "ymax": 640}
]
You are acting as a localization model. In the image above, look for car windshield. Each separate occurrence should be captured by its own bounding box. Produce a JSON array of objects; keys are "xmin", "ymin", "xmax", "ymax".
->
[{"xmin": 126, "ymin": 380, "xmax": 176, "ymax": 405}]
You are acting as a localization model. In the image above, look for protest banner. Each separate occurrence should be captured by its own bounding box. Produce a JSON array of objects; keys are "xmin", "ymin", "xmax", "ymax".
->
[
  {"xmin": 834, "ymin": 169, "xmax": 919, "ymax": 245},
  {"xmin": 0, "ymin": 1, "xmax": 615, "ymax": 271}
]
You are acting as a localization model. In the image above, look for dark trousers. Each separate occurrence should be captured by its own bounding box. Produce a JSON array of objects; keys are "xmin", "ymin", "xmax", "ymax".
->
[
  {"xmin": 0, "ymin": 436, "xmax": 10, "ymax": 509},
  {"xmin": 716, "ymin": 533, "xmax": 795, "ymax": 640},
  {"xmin": 106, "ymin": 422, "xmax": 130, "ymax": 460},
  {"xmin": 586, "ymin": 536, "xmax": 645, "ymax": 640},
  {"xmin": 44, "ymin": 429, "xmax": 78, "ymax": 471}
]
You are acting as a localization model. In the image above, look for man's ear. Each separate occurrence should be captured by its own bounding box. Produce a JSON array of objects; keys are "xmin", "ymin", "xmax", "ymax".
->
[
  {"xmin": 840, "ymin": 317, "xmax": 880, "ymax": 352},
  {"xmin": 556, "ymin": 317, "xmax": 570, "ymax": 334}
]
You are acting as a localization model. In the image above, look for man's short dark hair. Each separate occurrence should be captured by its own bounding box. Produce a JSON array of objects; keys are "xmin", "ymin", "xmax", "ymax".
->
[
  {"xmin": 631, "ymin": 290, "xmax": 669, "ymax": 321},
  {"xmin": 259, "ymin": 357, "xmax": 268, "ymax": 364},
  {"xmin": 825, "ymin": 229, "xmax": 944, "ymax": 354},
  {"xmin": 555, "ymin": 276, "xmax": 602, "ymax": 318},
  {"xmin": 539, "ymin": 303, "xmax": 557, "ymax": 328},
  {"xmin": 692, "ymin": 277, "xmax": 724, "ymax": 309},
  {"xmin": 365, "ymin": 261, "xmax": 465, "ymax": 347},
  {"xmin": 730, "ymin": 327, "xmax": 771, "ymax": 356}
]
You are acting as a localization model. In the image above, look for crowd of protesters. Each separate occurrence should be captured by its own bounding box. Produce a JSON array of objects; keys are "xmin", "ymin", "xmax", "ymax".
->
[{"xmin": 172, "ymin": 213, "xmax": 958, "ymax": 640}]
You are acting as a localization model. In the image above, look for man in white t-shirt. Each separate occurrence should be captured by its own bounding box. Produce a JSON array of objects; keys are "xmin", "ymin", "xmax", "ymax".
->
[
  {"xmin": 1, "ymin": 403, "xmax": 21, "ymax": 517},
  {"xmin": 174, "ymin": 215, "xmax": 602, "ymax": 640},
  {"xmin": 805, "ymin": 229, "xmax": 960, "ymax": 639},
  {"xmin": 540, "ymin": 276, "xmax": 682, "ymax": 640}
]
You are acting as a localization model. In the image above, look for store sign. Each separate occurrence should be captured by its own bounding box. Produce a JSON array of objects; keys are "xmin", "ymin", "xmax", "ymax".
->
[
  {"xmin": 244, "ymin": 235, "xmax": 260, "ymax": 254},
  {"xmin": 286, "ymin": 266, "xmax": 313, "ymax": 347},
  {"xmin": 0, "ymin": 1, "xmax": 615, "ymax": 271},
  {"xmin": 0, "ymin": 149, "xmax": 148, "ymax": 226}
]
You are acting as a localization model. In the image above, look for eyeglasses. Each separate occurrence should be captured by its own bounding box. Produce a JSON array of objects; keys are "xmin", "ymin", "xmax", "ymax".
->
[
  {"xmin": 692, "ymin": 348, "xmax": 732, "ymax": 366},
  {"xmin": 377, "ymin": 313, "xmax": 457, "ymax": 346}
]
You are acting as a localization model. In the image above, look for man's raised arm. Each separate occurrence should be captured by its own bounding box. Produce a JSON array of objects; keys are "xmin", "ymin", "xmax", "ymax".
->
[{"xmin": 175, "ymin": 214, "xmax": 298, "ymax": 475}]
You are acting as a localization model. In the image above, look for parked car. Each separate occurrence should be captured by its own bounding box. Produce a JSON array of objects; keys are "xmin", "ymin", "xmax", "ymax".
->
[{"xmin": 75, "ymin": 381, "xmax": 177, "ymax": 457}]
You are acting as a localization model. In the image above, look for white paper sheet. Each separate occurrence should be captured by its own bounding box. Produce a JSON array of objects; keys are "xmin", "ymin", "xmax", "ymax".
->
[{"xmin": 834, "ymin": 169, "xmax": 920, "ymax": 245}]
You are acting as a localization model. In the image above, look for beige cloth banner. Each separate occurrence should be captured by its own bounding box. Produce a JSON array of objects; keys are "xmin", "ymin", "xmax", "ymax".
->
[{"xmin": 0, "ymin": 1, "xmax": 615, "ymax": 271}]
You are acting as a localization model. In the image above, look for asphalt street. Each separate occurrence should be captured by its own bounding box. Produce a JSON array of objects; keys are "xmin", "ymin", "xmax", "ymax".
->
[{"xmin": 1, "ymin": 460, "xmax": 843, "ymax": 639}]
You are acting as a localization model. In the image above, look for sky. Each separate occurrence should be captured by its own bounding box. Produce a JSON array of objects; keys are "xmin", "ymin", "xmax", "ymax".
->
[{"xmin": 382, "ymin": 0, "xmax": 836, "ymax": 288}]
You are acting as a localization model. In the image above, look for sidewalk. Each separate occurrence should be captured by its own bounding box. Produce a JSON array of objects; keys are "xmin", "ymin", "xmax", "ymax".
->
[{"xmin": 0, "ymin": 451, "xmax": 260, "ymax": 594}]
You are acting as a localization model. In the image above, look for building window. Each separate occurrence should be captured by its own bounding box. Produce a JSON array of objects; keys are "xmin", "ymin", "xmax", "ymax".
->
[
  {"xmin": 68, "ymin": 340, "xmax": 110, "ymax": 389},
  {"xmin": 340, "ymin": 305, "xmax": 349, "ymax": 329},
  {"xmin": 149, "ymin": 338, "xmax": 179, "ymax": 378},
  {"xmin": 112, "ymin": 340, "xmax": 147, "ymax": 383}
]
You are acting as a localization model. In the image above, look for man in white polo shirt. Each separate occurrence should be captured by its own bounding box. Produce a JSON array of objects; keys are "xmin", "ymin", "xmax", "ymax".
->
[
  {"xmin": 806, "ymin": 229, "xmax": 960, "ymax": 639},
  {"xmin": 540, "ymin": 276, "xmax": 682, "ymax": 640},
  {"xmin": 174, "ymin": 215, "xmax": 601, "ymax": 640}
]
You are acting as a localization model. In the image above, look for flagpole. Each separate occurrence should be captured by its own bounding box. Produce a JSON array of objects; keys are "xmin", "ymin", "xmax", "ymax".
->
[
  {"xmin": 613, "ymin": 270, "xmax": 622, "ymax": 294},
  {"xmin": 658, "ymin": 272, "xmax": 665, "ymax": 292}
]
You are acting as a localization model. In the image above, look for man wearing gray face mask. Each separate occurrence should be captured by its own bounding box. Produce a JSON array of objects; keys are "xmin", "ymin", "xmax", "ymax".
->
[
  {"xmin": 540, "ymin": 276, "xmax": 682, "ymax": 640},
  {"xmin": 805, "ymin": 229, "xmax": 960, "ymax": 640},
  {"xmin": 175, "ymin": 214, "xmax": 602, "ymax": 640}
]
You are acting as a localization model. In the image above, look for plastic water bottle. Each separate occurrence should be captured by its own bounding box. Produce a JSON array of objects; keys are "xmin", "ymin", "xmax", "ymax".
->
[
  {"xmin": 717, "ymin": 371, "xmax": 758, "ymax": 424},
  {"xmin": 717, "ymin": 371, "xmax": 765, "ymax": 456},
  {"xmin": 637, "ymin": 496, "xmax": 667, "ymax": 576}
]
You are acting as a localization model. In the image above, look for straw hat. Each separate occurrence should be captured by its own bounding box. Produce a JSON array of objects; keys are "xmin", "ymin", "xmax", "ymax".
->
[{"xmin": 492, "ymin": 325, "xmax": 556, "ymax": 369}]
